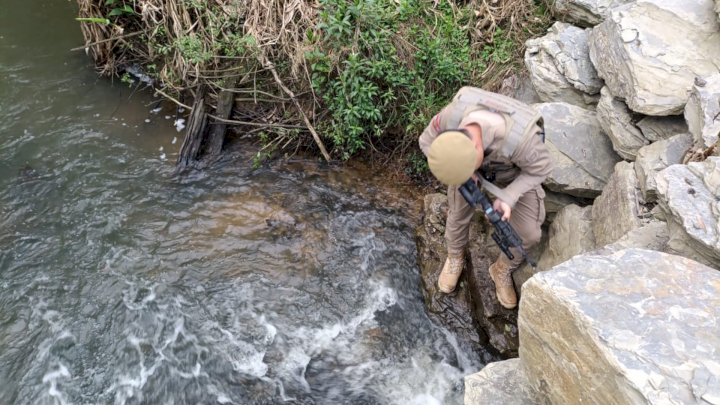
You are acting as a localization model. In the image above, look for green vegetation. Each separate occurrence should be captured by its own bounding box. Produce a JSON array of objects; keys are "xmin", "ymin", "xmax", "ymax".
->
[{"xmin": 76, "ymin": 0, "xmax": 552, "ymax": 177}]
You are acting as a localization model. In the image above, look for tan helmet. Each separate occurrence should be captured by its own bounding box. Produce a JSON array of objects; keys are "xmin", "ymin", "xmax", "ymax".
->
[{"xmin": 428, "ymin": 130, "xmax": 477, "ymax": 186}]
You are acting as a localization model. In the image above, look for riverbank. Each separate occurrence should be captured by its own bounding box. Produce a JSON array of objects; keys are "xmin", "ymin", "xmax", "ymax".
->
[{"xmin": 74, "ymin": 0, "xmax": 553, "ymax": 172}]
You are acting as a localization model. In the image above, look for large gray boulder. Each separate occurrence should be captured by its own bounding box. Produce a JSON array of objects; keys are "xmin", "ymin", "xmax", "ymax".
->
[
  {"xmin": 536, "ymin": 204, "xmax": 596, "ymax": 271},
  {"xmin": 543, "ymin": 189, "xmax": 585, "ymax": 222},
  {"xmin": 605, "ymin": 220, "xmax": 669, "ymax": 252},
  {"xmin": 519, "ymin": 248, "xmax": 720, "ymax": 405},
  {"xmin": 525, "ymin": 22, "xmax": 602, "ymax": 107},
  {"xmin": 636, "ymin": 115, "xmax": 689, "ymax": 142},
  {"xmin": 464, "ymin": 359, "xmax": 539, "ymax": 405},
  {"xmin": 514, "ymin": 205, "xmax": 597, "ymax": 295},
  {"xmin": 588, "ymin": 0, "xmax": 720, "ymax": 116},
  {"xmin": 533, "ymin": 103, "xmax": 623, "ymax": 198},
  {"xmin": 635, "ymin": 133, "xmax": 694, "ymax": 202},
  {"xmin": 685, "ymin": 73, "xmax": 720, "ymax": 149},
  {"xmin": 596, "ymin": 87, "xmax": 648, "ymax": 160},
  {"xmin": 550, "ymin": 0, "xmax": 633, "ymax": 27},
  {"xmin": 656, "ymin": 159, "xmax": 720, "ymax": 268},
  {"xmin": 592, "ymin": 161, "xmax": 642, "ymax": 246}
]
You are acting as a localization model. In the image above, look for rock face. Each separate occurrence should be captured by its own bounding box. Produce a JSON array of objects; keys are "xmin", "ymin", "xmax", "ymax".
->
[
  {"xmin": 534, "ymin": 103, "xmax": 623, "ymax": 198},
  {"xmin": 635, "ymin": 133, "xmax": 694, "ymax": 202},
  {"xmin": 592, "ymin": 162, "xmax": 642, "ymax": 247},
  {"xmin": 551, "ymin": 0, "xmax": 633, "ymax": 27},
  {"xmin": 414, "ymin": 194, "xmax": 488, "ymax": 354},
  {"xmin": 464, "ymin": 359, "xmax": 538, "ymax": 405},
  {"xmin": 636, "ymin": 115, "xmax": 689, "ymax": 142},
  {"xmin": 499, "ymin": 74, "xmax": 543, "ymax": 105},
  {"xmin": 685, "ymin": 73, "xmax": 720, "ymax": 149},
  {"xmin": 532, "ymin": 204, "xmax": 596, "ymax": 277},
  {"xmin": 605, "ymin": 220, "xmax": 669, "ymax": 252},
  {"xmin": 656, "ymin": 159, "xmax": 720, "ymax": 268},
  {"xmin": 519, "ymin": 248, "xmax": 720, "ymax": 405},
  {"xmin": 588, "ymin": 0, "xmax": 720, "ymax": 116},
  {"xmin": 525, "ymin": 22, "xmax": 602, "ymax": 107},
  {"xmin": 542, "ymin": 189, "xmax": 588, "ymax": 223},
  {"xmin": 596, "ymin": 87, "xmax": 648, "ymax": 160},
  {"xmin": 414, "ymin": 194, "xmax": 520, "ymax": 357}
]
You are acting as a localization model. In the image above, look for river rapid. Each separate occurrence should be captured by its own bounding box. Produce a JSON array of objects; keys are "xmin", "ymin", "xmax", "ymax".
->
[{"xmin": 0, "ymin": 1, "xmax": 486, "ymax": 404}]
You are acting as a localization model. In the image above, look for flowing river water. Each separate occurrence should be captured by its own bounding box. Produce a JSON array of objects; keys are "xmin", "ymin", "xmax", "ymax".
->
[{"xmin": 0, "ymin": 1, "xmax": 488, "ymax": 404}]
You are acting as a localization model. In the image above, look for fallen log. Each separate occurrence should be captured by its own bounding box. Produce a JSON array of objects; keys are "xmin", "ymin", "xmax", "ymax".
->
[
  {"xmin": 205, "ymin": 77, "xmax": 238, "ymax": 156},
  {"xmin": 177, "ymin": 85, "xmax": 208, "ymax": 167}
]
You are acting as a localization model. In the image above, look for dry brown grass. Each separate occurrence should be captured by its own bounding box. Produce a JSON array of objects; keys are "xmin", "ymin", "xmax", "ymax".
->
[{"xmin": 75, "ymin": 0, "xmax": 553, "ymax": 161}]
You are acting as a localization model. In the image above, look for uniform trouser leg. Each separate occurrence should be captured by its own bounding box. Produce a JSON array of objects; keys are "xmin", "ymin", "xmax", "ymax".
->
[
  {"xmin": 445, "ymin": 185, "xmax": 475, "ymax": 252},
  {"xmin": 445, "ymin": 185, "xmax": 545, "ymax": 266}
]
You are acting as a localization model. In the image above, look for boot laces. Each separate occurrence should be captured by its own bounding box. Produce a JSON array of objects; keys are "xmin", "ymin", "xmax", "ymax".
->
[{"xmin": 492, "ymin": 261, "xmax": 514, "ymax": 287}]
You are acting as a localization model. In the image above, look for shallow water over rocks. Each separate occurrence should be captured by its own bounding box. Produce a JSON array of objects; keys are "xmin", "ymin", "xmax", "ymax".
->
[{"xmin": 0, "ymin": 1, "xmax": 485, "ymax": 404}]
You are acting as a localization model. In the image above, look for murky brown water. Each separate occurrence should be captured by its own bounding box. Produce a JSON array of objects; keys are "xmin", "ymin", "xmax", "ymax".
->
[{"xmin": 0, "ymin": 1, "xmax": 486, "ymax": 404}]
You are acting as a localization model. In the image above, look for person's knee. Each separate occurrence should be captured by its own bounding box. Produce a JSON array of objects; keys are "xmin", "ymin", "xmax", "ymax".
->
[
  {"xmin": 518, "ymin": 218, "xmax": 542, "ymax": 248},
  {"xmin": 525, "ymin": 225, "xmax": 542, "ymax": 247}
]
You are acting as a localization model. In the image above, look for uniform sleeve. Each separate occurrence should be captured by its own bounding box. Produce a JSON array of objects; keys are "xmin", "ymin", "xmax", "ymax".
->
[
  {"xmin": 501, "ymin": 126, "xmax": 554, "ymax": 205},
  {"xmin": 418, "ymin": 107, "xmax": 448, "ymax": 157}
]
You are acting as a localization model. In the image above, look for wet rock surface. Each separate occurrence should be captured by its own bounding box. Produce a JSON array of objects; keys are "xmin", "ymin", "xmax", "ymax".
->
[
  {"xmin": 533, "ymin": 102, "xmax": 622, "ymax": 198},
  {"xmin": 634, "ymin": 133, "xmax": 693, "ymax": 203},
  {"xmin": 464, "ymin": 359, "xmax": 538, "ymax": 405},
  {"xmin": 524, "ymin": 22, "xmax": 601, "ymax": 107},
  {"xmin": 414, "ymin": 194, "xmax": 520, "ymax": 357},
  {"xmin": 684, "ymin": 73, "xmax": 720, "ymax": 149},
  {"xmin": 414, "ymin": 194, "xmax": 488, "ymax": 355},
  {"xmin": 592, "ymin": 161, "xmax": 642, "ymax": 247},
  {"xmin": 588, "ymin": 0, "xmax": 720, "ymax": 116},
  {"xmin": 519, "ymin": 248, "xmax": 720, "ymax": 405},
  {"xmin": 596, "ymin": 87, "xmax": 648, "ymax": 160}
]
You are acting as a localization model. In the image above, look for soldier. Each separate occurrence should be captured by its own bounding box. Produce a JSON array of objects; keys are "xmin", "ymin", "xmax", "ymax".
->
[{"xmin": 418, "ymin": 86, "xmax": 553, "ymax": 309}]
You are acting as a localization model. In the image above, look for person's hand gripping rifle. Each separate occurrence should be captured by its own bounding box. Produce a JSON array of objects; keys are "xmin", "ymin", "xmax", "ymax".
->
[{"xmin": 458, "ymin": 177, "xmax": 537, "ymax": 269}]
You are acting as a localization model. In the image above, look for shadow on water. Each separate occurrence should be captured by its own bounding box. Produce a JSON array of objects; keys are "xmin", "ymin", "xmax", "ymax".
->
[{"xmin": 0, "ymin": 1, "xmax": 488, "ymax": 404}]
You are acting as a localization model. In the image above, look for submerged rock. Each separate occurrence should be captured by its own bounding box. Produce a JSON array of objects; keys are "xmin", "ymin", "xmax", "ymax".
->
[
  {"xmin": 592, "ymin": 161, "xmax": 642, "ymax": 247},
  {"xmin": 519, "ymin": 248, "xmax": 720, "ymax": 405},
  {"xmin": 533, "ymin": 102, "xmax": 622, "ymax": 198},
  {"xmin": 596, "ymin": 87, "xmax": 648, "ymax": 160},
  {"xmin": 635, "ymin": 133, "xmax": 693, "ymax": 202},
  {"xmin": 684, "ymin": 73, "xmax": 720, "ymax": 149},
  {"xmin": 464, "ymin": 359, "xmax": 538, "ymax": 405},
  {"xmin": 524, "ymin": 22, "xmax": 602, "ymax": 107},
  {"xmin": 588, "ymin": 0, "xmax": 720, "ymax": 116},
  {"xmin": 550, "ymin": 0, "xmax": 633, "ymax": 27}
]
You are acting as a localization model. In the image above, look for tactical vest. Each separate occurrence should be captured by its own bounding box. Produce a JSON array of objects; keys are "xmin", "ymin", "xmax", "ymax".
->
[{"xmin": 446, "ymin": 87, "xmax": 544, "ymax": 159}]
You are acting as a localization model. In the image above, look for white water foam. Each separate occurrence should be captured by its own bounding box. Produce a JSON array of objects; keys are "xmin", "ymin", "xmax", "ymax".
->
[{"xmin": 42, "ymin": 363, "xmax": 72, "ymax": 405}]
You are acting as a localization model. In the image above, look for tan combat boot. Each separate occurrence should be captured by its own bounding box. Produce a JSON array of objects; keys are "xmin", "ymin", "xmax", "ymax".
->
[
  {"xmin": 438, "ymin": 248, "xmax": 465, "ymax": 293},
  {"xmin": 488, "ymin": 257, "xmax": 517, "ymax": 309}
]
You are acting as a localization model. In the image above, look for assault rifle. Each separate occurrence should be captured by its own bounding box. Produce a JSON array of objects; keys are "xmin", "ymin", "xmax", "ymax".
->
[{"xmin": 459, "ymin": 177, "xmax": 537, "ymax": 269}]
